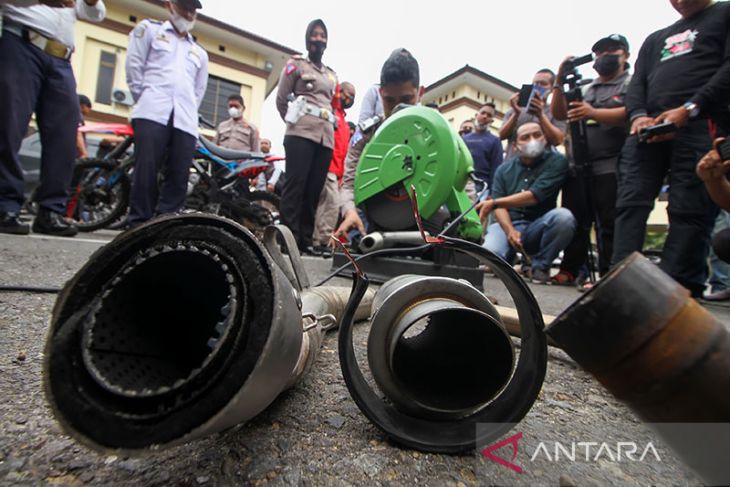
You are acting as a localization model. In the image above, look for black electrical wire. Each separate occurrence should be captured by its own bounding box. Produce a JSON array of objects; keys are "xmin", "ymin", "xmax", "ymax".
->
[
  {"xmin": 312, "ymin": 244, "xmax": 432, "ymax": 287},
  {"xmin": 0, "ymin": 285, "xmax": 61, "ymax": 293}
]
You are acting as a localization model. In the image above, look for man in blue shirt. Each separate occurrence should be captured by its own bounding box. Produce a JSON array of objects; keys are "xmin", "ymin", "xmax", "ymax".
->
[
  {"xmin": 477, "ymin": 122, "xmax": 576, "ymax": 284},
  {"xmin": 124, "ymin": 0, "xmax": 209, "ymax": 227},
  {"xmin": 463, "ymin": 102, "xmax": 503, "ymax": 198}
]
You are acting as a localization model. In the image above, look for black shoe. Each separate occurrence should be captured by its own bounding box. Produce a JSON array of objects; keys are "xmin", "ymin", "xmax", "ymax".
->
[
  {"xmin": 300, "ymin": 245, "xmax": 322, "ymax": 257},
  {"xmin": 32, "ymin": 208, "xmax": 78, "ymax": 237},
  {"xmin": 0, "ymin": 211, "xmax": 30, "ymax": 235}
]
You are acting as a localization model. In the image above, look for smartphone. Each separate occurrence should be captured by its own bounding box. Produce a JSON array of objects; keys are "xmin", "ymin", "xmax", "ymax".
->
[
  {"xmin": 717, "ymin": 138, "xmax": 730, "ymax": 161},
  {"xmin": 517, "ymin": 84, "xmax": 533, "ymax": 107},
  {"xmin": 638, "ymin": 122, "xmax": 677, "ymax": 143}
]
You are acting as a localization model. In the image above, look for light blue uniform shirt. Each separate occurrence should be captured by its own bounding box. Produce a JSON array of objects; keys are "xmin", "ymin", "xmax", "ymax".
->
[
  {"xmin": 3, "ymin": 1, "xmax": 106, "ymax": 49},
  {"xmin": 125, "ymin": 19, "xmax": 209, "ymax": 137}
]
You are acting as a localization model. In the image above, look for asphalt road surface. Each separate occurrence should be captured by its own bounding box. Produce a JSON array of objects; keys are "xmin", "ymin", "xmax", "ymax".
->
[{"xmin": 1, "ymin": 229, "xmax": 727, "ymax": 486}]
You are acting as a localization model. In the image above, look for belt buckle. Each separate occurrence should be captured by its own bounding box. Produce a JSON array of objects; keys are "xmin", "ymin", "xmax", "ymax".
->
[
  {"xmin": 319, "ymin": 108, "xmax": 330, "ymax": 121},
  {"xmin": 46, "ymin": 39, "xmax": 71, "ymax": 60}
]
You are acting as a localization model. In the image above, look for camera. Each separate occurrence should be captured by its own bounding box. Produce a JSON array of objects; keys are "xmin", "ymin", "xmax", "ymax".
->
[{"xmin": 560, "ymin": 53, "xmax": 594, "ymax": 84}]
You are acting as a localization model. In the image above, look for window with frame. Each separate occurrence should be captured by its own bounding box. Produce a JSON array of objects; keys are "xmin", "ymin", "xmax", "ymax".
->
[
  {"xmin": 200, "ymin": 75, "xmax": 243, "ymax": 126},
  {"xmin": 95, "ymin": 51, "xmax": 117, "ymax": 105}
]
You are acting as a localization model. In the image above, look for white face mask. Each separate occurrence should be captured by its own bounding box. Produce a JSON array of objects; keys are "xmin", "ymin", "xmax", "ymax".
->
[
  {"xmin": 518, "ymin": 138, "xmax": 546, "ymax": 159},
  {"xmin": 228, "ymin": 107, "xmax": 242, "ymax": 119},
  {"xmin": 170, "ymin": 11, "xmax": 195, "ymax": 34},
  {"xmin": 474, "ymin": 120, "xmax": 489, "ymax": 131}
]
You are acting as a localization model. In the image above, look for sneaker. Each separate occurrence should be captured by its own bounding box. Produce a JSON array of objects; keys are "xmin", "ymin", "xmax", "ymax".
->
[
  {"xmin": 31, "ymin": 208, "xmax": 78, "ymax": 237},
  {"xmin": 0, "ymin": 211, "xmax": 30, "ymax": 235},
  {"xmin": 702, "ymin": 288, "xmax": 730, "ymax": 302},
  {"xmin": 531, "ymin": 268, "xmax": 551, "ymax": 285},
  {"xmin": 550, "ymin": 270, "xmax": 575, "ymax": 286}
]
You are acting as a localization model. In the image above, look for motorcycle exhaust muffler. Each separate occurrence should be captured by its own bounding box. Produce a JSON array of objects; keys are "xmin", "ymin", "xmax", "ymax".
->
[
  {"xmin": 338, "ymin": 238, "xmax": 549, "ymax": 453},
  {"xmin": 546, "ymin": 252, "xmax": 730, "ymax": 484},
  {"xmin": 44, "ymin": 214, "xmax": 372, "ymax": 453}
]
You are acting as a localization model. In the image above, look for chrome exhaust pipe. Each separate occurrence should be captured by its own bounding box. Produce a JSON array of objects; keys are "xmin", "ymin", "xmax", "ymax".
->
[
  {"xmin": 358, "ymin": 231, "xmax": 429, "ymax": 254},
  {"xmin": 338, "ymin": 238, "xmax": 548, "ymax": 453},
  {"xmin": 44, "ymin": 214, "xmax": 372, "ymax": 453},
  {"xmin": 367, "ymin": 275, "xmax": 515, "ymax": 420}
]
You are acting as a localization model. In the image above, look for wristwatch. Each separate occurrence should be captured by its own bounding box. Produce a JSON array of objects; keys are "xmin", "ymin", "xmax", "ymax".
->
[{"xmin": 682, "ymin": 101, "xmax": 700, "ymax": 118}]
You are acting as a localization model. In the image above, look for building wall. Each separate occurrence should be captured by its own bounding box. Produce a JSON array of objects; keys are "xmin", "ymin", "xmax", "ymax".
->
[{"xmin": 73, "ymin": 5, "xmax": 268, "ymax": 128}]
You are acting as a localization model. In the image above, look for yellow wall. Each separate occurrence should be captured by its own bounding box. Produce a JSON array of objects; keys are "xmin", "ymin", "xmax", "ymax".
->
[{"xmin": 73, "ymin": 5, "xmax": 268, "ymax": 127}]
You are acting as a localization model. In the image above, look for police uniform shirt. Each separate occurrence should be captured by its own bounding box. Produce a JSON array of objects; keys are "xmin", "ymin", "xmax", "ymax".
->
[
  {"xmin": 3, "ymin": 1, "xmax": 106, "ymax": 49},
  {"xmin": 275, "ymin": 55, "xmax": 337, "ymax": 149},
  {"xmin": 215, "ymin": 118, "xmax": 260, "ymax": 152},
  {"xmin": 125, "ymin": 19, "xmax": 209, "ymax": 138},
  {"xmin": 582, "ymin": 71, "xmax": 631, "ymax": 176}
]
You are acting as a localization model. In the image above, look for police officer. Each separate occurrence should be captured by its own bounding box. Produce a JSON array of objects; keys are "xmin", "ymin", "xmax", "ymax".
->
[
  {"xmin": 0, "ymin": 0, "xmax": 106, "ymax": 236},
  {"xmin": 215, "ymin": 94, "xmax": 260, "ymax": 152},
  {"xmin": 550, "ymin": 34, "xmax": 632, "ymax": 287},
  {"xmin": 275, "ymin": 18, "xmax": 337, "ymax": 255},
  {"xmin": 125, "ymin": 0, "xmax": 208, "ymax": 227}
]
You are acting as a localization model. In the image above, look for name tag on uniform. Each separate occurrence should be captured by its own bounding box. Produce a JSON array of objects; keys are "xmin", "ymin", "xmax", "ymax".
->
[{"xmin": 156, "ymin": 33, "xmax": 170, "ymax": 43}]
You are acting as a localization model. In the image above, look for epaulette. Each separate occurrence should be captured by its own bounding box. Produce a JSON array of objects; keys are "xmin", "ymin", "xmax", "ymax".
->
[
  {"xmin": 133, "ymin": 19, "xmax": 160, "ymax": 38},
  {"xmin": 292, "ymin": 54, "xmax": 305, "ymax": 60}
]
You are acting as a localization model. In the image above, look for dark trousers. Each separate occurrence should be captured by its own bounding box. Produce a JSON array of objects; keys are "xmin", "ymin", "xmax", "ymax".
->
[
  {"xmin": 281, "ymin": 135, "xmax": 332, "ymax": 248},
  {"xmin": 127, "ymin": 117, "xmax": 196, "ymax": 226},
  {"xmin": 0, "ymin": 32, "xmax": 78, "ymax": 214},
  {"xmin": 611, "ymin": 120, "xmax": 717, "ymax": 297},
  {"xmin": 560, "ymin": 169, "xmax": 617, "ymax": 277}
]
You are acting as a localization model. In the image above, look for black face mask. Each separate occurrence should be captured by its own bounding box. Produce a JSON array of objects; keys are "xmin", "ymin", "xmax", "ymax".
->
[
  {"xmin": 308, "ymin": 40, "xmax": 327, "ymax": 57},
  {"xmin": 593, "ymin": 54, "xmax": 621, "ymax": 77}
]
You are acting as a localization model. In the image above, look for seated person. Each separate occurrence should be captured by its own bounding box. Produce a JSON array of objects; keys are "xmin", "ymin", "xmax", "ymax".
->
[
  {"xmin": 697, "ymin": 138, "xmax": 730, "ymax": 263},
  {"xmin": 477, "ymin": 122, "xmax": 576, "ymax": 284}
]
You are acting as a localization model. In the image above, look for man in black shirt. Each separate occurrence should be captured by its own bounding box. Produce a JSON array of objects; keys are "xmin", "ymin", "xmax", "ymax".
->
[{"xmin": 612, "ymin": 0, "xmax": 730, "ymax": 298}]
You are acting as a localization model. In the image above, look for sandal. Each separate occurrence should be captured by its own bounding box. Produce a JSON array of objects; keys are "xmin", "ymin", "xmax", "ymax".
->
[{"xmin": 550, "ymin": 270, "xmax": 575, "ymax": 286}]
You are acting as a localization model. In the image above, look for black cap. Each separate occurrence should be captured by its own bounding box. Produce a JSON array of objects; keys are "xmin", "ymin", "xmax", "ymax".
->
[
  {"xmin": 592, "ymin": 34, "xmax": 629, "ymax": 53},
  {"xmin": 171, "ymin": 0, "xmax": 202, "ymax": 9}
]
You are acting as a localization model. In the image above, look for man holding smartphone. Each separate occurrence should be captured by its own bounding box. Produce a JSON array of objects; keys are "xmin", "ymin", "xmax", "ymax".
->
[
  {"xmin": 611, "ymin": 0, "xmax": 730, "ymax": 298},
  {"xmin": 499, "ymin": 69, "xmax": 567, "ymax": 161}
]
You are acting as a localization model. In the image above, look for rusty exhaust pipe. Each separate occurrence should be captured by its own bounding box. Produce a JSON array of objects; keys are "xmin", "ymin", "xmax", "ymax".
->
[
  {"xmin": 44, "ymin": 214, "xmax": 372, "ymax": 453},
  {"xmin": 546, "ymin": 252, "xmax": 730, "ymax": 483}
]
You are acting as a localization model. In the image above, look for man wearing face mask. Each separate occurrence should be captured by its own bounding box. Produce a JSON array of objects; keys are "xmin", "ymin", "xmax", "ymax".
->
[
  {"xmin": 215, "ymin": 94, "xmax": 260, "ymax": 152},
  {"xmin": 612, "ymin": 0, "xmax": 730, "ymax": 299},
  {"xmin": 275, "ymin": 19, "xmax": 337, "ymax": 255},
  {"xmin": 478, "ymin": 122, "xmax": 575, "ymax": 284},
  {"xmin": 124, "ymin": 0, "xmax": 208, "ymax": 228},
  {"xmin": 549, "ymin": 34, "xmax": 631, "ymax": 288},
  {"xmin": 500, "ymin": 69, "xmax": 568, "ymax": 161},
  {"xmin": 313, "ymin": 81, "xmax": 355, "ymax": 254},
  {"xmin": 463, "ymin": 102, "xmax": 503, "ymax": 199}
]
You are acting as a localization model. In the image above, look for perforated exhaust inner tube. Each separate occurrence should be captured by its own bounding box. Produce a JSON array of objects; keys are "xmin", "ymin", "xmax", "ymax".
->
[{"xmin": 44, "ymin": 215, "xmax": 302, "ymax": 452}]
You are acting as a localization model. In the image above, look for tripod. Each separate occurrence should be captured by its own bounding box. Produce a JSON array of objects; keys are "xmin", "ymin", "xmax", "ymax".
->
[{"xmin": 560, "ymin": 55, "xmax": 600, "ymax": 285}]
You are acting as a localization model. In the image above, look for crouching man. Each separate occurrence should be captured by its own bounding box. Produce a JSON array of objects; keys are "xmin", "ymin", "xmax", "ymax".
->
[{"xmin": 477, "ymin": 122, "xmax": 576, "ymax": 284}]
